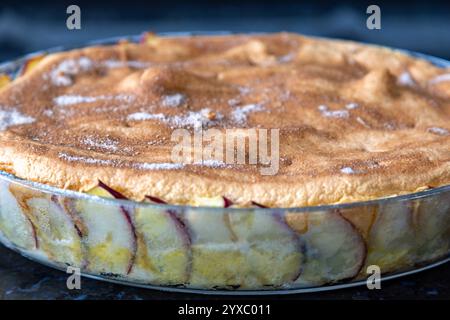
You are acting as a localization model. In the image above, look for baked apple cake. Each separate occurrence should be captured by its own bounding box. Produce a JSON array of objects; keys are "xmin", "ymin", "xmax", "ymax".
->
[{"xmin": 0, "ymin": 32, "xmax": 449, "ymax": 291}]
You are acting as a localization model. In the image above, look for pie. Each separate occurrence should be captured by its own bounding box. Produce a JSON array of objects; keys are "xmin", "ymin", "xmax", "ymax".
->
[{"xmin": 0, "ymin": 32, "xmax": 449, "ymax": 290}]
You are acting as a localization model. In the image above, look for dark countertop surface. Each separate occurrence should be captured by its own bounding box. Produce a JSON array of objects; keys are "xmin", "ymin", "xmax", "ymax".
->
[{"xmin": 1, "ymin": 243, "xmax": 449, "ymax": 300}]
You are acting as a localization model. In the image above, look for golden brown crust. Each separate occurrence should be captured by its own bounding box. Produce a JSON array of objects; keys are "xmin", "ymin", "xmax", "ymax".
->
[{"xmin": 0, "ymin": 33, "xmax": 449, "ymax": 207}]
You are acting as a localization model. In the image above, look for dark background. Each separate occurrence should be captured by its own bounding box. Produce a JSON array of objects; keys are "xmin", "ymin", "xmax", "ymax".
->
[{"xmin": 0, "ymin": 0, "xmax": 449, "ymax": 61}]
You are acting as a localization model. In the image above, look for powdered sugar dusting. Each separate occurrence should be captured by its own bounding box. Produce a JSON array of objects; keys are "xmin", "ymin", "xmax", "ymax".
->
[
  {"xmin": 43, "ymin": 109, "xmax": 54, "ymax": 117},
  {"xmin": 193, "ymin": 159, "xmax": 228, "ymax": 168},
  {"xmin": 162, "ymin": 93, "xmax": 185, "ymax": 107},
  {"xmin": 341, "ymin": 167, "xmax": 356, "ymax": 174},
  {"xmin": 345, "ymin": 103, "xmax": 359, "ymax": 110},
  {"xmin": 58, "ymin": 152, "xmax": 185, "ymax": 170},
  {"xmin": 279, "ymin": 52, "xmax": 295, "ymax": 63},
  {"xmin": 228, "ymin": 98, "xmax": 240, "ymax": 106},
  {"xmin": 48, "ymin": 58, "xmax": 150, "ymax": 87},
  {"xmin": 429, "ymin": 73, "xmax": 450, "ymax": 85},
  {"xmin": 231, "ymin": 103, "xmax": 264, "ymax": 124},
  {"xmin": 397, "ymin": 71, "xmax": 416, "ymax": 87},
  {"xmin": 58, "ymin": 152, "xmax": 231, "ymax": 171},
  {"xmin": 58, "ymin": 153, "xmax": 113, "ymax": 166},
  {"xmin": 428, "ymin": 127, "xmax": 449, "ymax": 136},
  {"xmin": 102, "ymin": 60, "xmax": 151, "ymax": 69},
  {"xmin": 318, "ymin": 105, "xmax": 349, "ymax": 118},
  {"xmin": 82, "ymin": 136, "xmax": 119, "ymax": 151},
  {"xmin": 134, "ymin": 162, "xmax": 184, "ymax": 170},
  {"xmin": 54, "ymin": 95, "xmax": 97, "ymax": 106},
  {"xmin": 0, "ymin": 108, "xmax": 35, "ymax": 131},
  {"xmin": 172, "ymin": 108, "xmax": 222, "ymax": 129},
  {"xmin": 238, "ymin": 86, "xmax": 252, "ymax": 95},
  {"xmin": 54, "ymin": 94, "xmax": 135, "ymax": 107},
  {"xmin": 50, "ymin": 57, "xmax": 93, "ymax": 86},
  {"xmin": 127, "ymin": 108, "xmax": 222, "ymax": 130},
  {"xmin": 127, "ymin": 112, "xmax": 166, "ymax": 122}
]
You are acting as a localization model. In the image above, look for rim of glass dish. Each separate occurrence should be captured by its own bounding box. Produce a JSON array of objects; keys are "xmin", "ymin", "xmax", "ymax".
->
[{"xmin": 0, "ymin": 31, "xmax": 449, "ymax": 213}]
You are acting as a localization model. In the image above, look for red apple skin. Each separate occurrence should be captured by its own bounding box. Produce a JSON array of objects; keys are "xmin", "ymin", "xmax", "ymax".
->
[
  {"xmin": 144, "ymin": 195, "xmax": 192, "ymax": 249},
  {"xmin": 98, "ymin": 180, "xmax": 128, "ymax": 200},
  {"xmin": 145, "ymin": 195, "xmax": 167, "ymax": 204},
  {"xmin": 60, "ymin": 197, "xmax": 86, "ymax": 238},
  {"xmin": 251, "ymin": 201, "xmax": 268, "ymax": 208},
  {"xmin": 97, "ymin": 180, "xmax": 137, "ymax": 274},
  {"xmin": 168, "ymin": 210, "xmax": 192, "ymax": 245},
  {"xmin": 144, "ymin": 195, "xmax": 192, "ymax": 250},
  {"xmin": 223, "ymin": 197, "xmax": 233, "ymax": 208},
  {"xmin": 129, "ymin": 196, "xmax": 192, "ymax": 284}
]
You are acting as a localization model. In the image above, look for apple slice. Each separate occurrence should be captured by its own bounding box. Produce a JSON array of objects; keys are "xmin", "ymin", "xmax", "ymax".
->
[
  {"xmin": 340, "ymin": 206, "xmax": 377, "ymax": 241},
  {"xmin": 23, "ymin": 195, "xmax": 83, "ymax": 267},
  {"xmin": 365, "ymin": 201, "xmax": 415, "ymax": 273},
  {"xmin": 20, "ymin": 55, "xmax": 44, "ymax": 76},
  {"xmin": 191, "ymin": 195, "xmax": 232, "ymax": 208},
  {"xmin": 186, "ymin": 198, "xmax": 303, "ymax": 288},
  {"xmin": 0, "ymin": 74, "xmax": 11, "ymax": 90},
  {"xmin": 75, "ymin": 181, "xmax": 137, "ymax": 276},
  {"xmin": 0, "ymin": 181, "xmax": 37, "ymax": 250},
  {"xmin": 184, "ymin": 194, "xmax": 251, "ymax": 287},
  {"xmin": 227, "ymin": 210, "xmax": 304, "ymax": 288},
  {"xmin": 286, "ymin": 210, "xmax": 366, "ymax": 286},
  {"xmin": 129, "ymin": 198, "xmax": 191, "ymax": 285},
  {"xmin": 184, "ymin": 204, "xmax": 247, "ymax": 287},
  {"xmin": 413, "ymin": 193, "xmax": 450, "ymax": 263}
]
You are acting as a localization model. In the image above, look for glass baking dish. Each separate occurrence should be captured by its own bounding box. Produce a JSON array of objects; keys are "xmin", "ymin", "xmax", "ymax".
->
[{"xmin": 0, "ymin": 34, "xmax": 449, "ymax": 295}]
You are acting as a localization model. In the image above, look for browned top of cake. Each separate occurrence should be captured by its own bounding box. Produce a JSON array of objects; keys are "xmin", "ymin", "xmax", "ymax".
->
[{"xmin": 0, "ymin": 32, "xmax": 449, "ymax": 207}]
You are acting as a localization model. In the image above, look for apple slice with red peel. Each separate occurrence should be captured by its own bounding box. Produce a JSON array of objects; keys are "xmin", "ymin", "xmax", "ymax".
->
[
  {"xmin": 184, "ymin": 207, "xmax": 248, "ymax": 287},
  {"xmin": 76, "ymin": 181, "xmax": 137, "ymax": 276},
  {"xmin": 23, "ymin": 195, "xmax": 84, "ymax": 267},
  {"xmin": 227, "ymin": 210, "xmax": 304, "ymax": 288},
  {"xmin": 286, "ymin": 210, "xmax": 366, "ymax": 286},
  {"xmin": 20, "ymin": 55, "xmax": 45, "ymax": 76},
  {"xmin": 0, "ymin": 181, "xmax": 37, "ymax": 250},
  {"xmin": 129, "ymin": 198, "xmax": 191, "ymax": 285},
  {"xmin": 186, "ymin": 197, "xmax": 303, "ymax": 288},
  {"xmin": 184, "ymin": 195, "xmax": 249, "ymax": 287},
  {"xmin": 413, "ymin": 194, "xmax": 450, "ymax": 263},
  {"xmin": 365, "ymin": 202, "xmax": 415, "ymax": 273}
]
